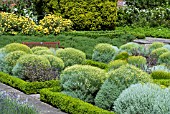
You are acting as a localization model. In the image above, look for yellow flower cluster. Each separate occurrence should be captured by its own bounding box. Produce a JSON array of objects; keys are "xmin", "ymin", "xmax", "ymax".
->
[{"xmin": 0, "ymin": 12, "xmax": 72, "ymax": 35}]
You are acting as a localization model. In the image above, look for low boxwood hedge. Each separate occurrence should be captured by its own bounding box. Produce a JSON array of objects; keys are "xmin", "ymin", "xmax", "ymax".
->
[
  {"xmin": 0, "ymin": 72, "xmax": 60, "ymax": 94},
  {"xmin": 40, "ymin": 88, "xmax": 114, "ymax": 114},
  {"xmin": 85, "ymin": 59, "xmax": 108, "ymax": 70}
]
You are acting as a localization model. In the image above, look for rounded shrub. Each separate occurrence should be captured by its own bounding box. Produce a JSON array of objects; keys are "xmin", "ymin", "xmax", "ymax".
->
[
  {"xmin": 94, "ymin": 64, "xmax": 152, "ymax": 110},
  {"xmin": 113, "ymin": 51, "xmax": 129, "ymax": 60},
  {"xmin": 114, "ymin": 83, "xmax": 170, "ymax": 114},
  {"xmin": 34, "ymin": 50, "xmax": 54, "ymax": 55},
  {"xmin": 92, "ymin": 43, "xmax": 116, "ymax": 63},
  {"xmin": 12, "ymin": 54, "xmax": 53, "ymax": 82},
  {"xmin": 108, "ymin": 60, "xmax": 127, "ymax": 71},
  {"xmin": 0, "ymin": 48, "xmax": 7, "ymax": 72},
  {"xmin": 149, "ymin": 42, "xmax": 164, "ymax": 52},
  {"xmin": 127, "ymin": 56, "xmax": 147, "ymax": 68},
  {"xmin": 4, "ymin": 43, "xmax": 32, "ymax": 54},
  {"xmin": 56, "ymin": 48, "xmax": 86, "ymax": 67},
  {"xmin": 60, "ymin": 65, "xmax": 107, "ymax": 103},
  {"xmin": 31, "ymin": 46, "xmax": 49, "ymax": 53},
  {"xmin": 163, "ymin": 44, "xmax": 170, "ymax": 51},
  {"xmin": 42, "ymin": 55, "xmax": 64, "ymax": 70},
  {"xmin": 151, "ymin": 70, "xmax": 170, "ymax": 79},
  {"xmin": 3, "ymin": 51, "xmax": 27, "ymax": 74},
  {"xmin": 158, "ymin": 52, "xmax": 170, "ymax": 66},
  {"xmin": 149, "ymin": 65, "xmax": 170, "ymax": 72},
  {"xmin": 151, "ymin": 47, "xmax": 169, "ymax": 58},
  {"xmin": 119, "ymin": 42, "xmax": 144, "ymax": 55}
]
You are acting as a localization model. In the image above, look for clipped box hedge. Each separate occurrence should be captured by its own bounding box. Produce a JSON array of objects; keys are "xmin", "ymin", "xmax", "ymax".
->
[
  {"xmin": 0, "ymin": 72, "xmax": 60, "ymax": 94},
  {"xmin": 40, "ymin": 88, "xmax": 114, "ymax": 114}
]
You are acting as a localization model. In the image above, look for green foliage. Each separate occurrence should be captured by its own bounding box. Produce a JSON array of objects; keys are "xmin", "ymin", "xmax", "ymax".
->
[
  {"xmin": 158, "ymin": 52, "xmax": 170, "ymax": 66},
  {"xmin": 108, "ymin": 60, "xmax": 127, "ymax": 71},
  {"xmin": 31, "ymin": 46, "xmax": 49, "ymax": 53},
  {"xmin": 42, "ymin": 55, "xmax": 64, "ymax": 70},
  {"xmin": 34, "ymin": 0, "xmax": 117, "ymax": 31},
  {"xmin": 3, "ymin": 51, "xmax": 27, "ymax": 74},
  {"xmin": 0, "ymin": 72, "xmax": 60, "ymax": 94},
  {"xmin": 95, "ymin": 65, "xmax": 152, "ymax": 110},
  {"xmin": 163, "ymin": 44, "xmax": 170, "ymax": 51},
  {"xmin": 114, "ymin": 51, "xmax": 129, "ymax": 60},
  {"xmin": 4, "ymin": 43, "xmax": 32, "ymax": 54},
  {"xmin": 40, "ymin": 88, "xmax": 114, "ymax": 114},
  {"xmin": 153, "ymin": 79, "xmax": 170, "ymax": 87},
  {"xmin": 151, "ymin": 70, "xmax": 170, "ymax": 79},
  {"xmin": 150, "ymin": 65, "xmax": 170, "ymax": 72},
  {"xmin": 114, "ymin": 83, "xmax": 170, "ymax": 114},
  {"xmin": 33, "ymin": 50, "xmax": 54, "ymax": 55},
  {"xmin": 149, "ymin": 42, "xmax": 165, "ymax": 52},
  {"xmin": 56, "ymin": 48, "xmax": 86, "ymax": 67},
  {"xmin": 151, "ymin": 47, "xmax": 169, "ymax": 58},
  {"xmin": 12, "ymin": 54, "xmax": 52, "ymax": 82},
  {"xmin": 127, "ymin": 56, "xmax": 147, "ymax": 68},
  {"xmin": 85, "ymin": 59, "xmax": 108, "ymax": 70},
  {"xmin": 60, "ymin": 65, "xmax": 107, "ymax": 103},
  {"xmin": 92, "ymin": 43, "xmax": 116, "ymax": 63},
  {"xmin": 120, "ymin": 42, "xmax": 144, "ymax": 55}
]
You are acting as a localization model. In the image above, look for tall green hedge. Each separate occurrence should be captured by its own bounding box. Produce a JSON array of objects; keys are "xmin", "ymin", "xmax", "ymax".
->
[{"xmin": 33, "ymin": 0, "xmax": 117, "ymax": 30}]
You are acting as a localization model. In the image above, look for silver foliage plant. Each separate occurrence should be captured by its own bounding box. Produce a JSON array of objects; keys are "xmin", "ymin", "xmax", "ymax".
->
[{"xmin": 114, "ymin": 83, "xmax": 170, "ymax": 114}]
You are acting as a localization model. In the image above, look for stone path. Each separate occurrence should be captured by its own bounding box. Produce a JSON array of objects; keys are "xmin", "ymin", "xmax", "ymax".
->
[{"xmin": 0, "ymin": 82, "xmax": 67, "ymax": 114}]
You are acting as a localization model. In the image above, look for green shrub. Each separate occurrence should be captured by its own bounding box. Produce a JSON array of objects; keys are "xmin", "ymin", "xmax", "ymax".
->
[
  {"xmin": 56, "ymin": 48, "xmax": 86, "ymax": 67},
  {"xmin": 151, "ymin": 70, "xmax": 170, "ymax": 79},
  {"xmin": 108, "ymin": 60, "xmax": 127, "ymax": 71},
  {"xmin": 4, "ymin": 43, "xmax": 32, "ymax": 54},
  {"xmin": 113, "ymin": 51, "xmax": 129, "ymax": 60},
  {"xmin": 12, "ymin": 54, "xmax": 53, "ymax": 82},
  {"xmin": 153, "ymin": 79, "xmax": 170, "ymax": 87},
  {"xmin": 158, "ymin": 52, "xmax": 170, "ymax": 66},
  {"xmin": 3, "ymin": 51, "xmax": 27, "ymax": 74},
  {"xmin": 31, "ymin": 46, "xmax": 49, "ymax": 53},
  {"xmin": 0, "ymin": 48, "xmax": 7, "ymax": 72},
  {"xmin": 119, "ymin": 42, "xmax": 144, "ymax": 55},
  {"xmin": 163, "ymin": 44, "xmax": 170, "ymax": 51},
  {"xmin": 92, "ymin": 43, "xmax": 116, "ymax": 63},
  {"xmin": 85, "ymin": 59, "xmax": 108, "ymax": 70},
  {"xmin": 34, "ymin": 0, "xmax": 117, "ymax": 31},
  {"xmin": 42, "ymin": 55, "xmax": 64, "ymax": 70},
  {"xmin": 114, "ymin": 83, "xmax": 170, "ymax": 114},
  {"xmin": 94, "ymin": 65, "xmax": 152, "ymax": 110},
  {"xmin": 60, "ymin": 65, "xmax": 107, "ymax": 103},
  {"xmin": 149, "ymin": 42, "xmax": 164, "ymax": 52},
  {"xmin": 127, "ymin": 56, "xmax": 147, "ymax": 68},
  {"xmin": 151, "ymin": 47, "xmax": 169, "ymax": 58},
  {"xmin": 40, "ymin": 88, "xmax": 115, "ymax": 114},
  {"xmin": 34, "ymin": 50, "xmax": 54, "ymax": 55}
]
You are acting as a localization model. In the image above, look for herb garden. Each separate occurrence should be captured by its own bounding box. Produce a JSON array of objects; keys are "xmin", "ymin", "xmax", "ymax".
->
[{"xmin": 0, "ymin": 0, "xmax": 170, "ymax": 114}]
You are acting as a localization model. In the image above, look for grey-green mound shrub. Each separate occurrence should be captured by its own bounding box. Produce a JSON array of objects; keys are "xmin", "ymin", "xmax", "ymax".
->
[
  {"xmin": 163, "ymin": 44, "xmax": 170, "ymax": 51},
  {"xmin": 149, "ymin": 42, "xmax": 164, "ymax": 52},
  {"xmin": 56, "ymin": 48, "xmax": 86, "ymax": 67},
  {"xmin": 92, "ymin": 43, "xmax": 116, "ymax": 63},
  {"xmin": 150, "ymin": 65, "xmax": 170, "ymax": 72},
  {"xmin": 42, "ymin": 55, "xmax": 64, "ymax": 70},
  {"xmin": 158, "ymin": 52, "xmax": 170, "ymax": 66},
  {"xmin": 94, "ymin": 64, "xmax": 152, "ymax": 110},
  {"xmin": 119, "ymin": 42, "xmax": 144, "ymax": 55},
  {"xmin": 114, "ymin": 83, "xmax": 170, "ymax": 114},
  {"xmin": 0, "ymin": 48, "xmax": 6, "ymax": 72},
  {"xmin": 60, "ymin": 65, "xmax": 107, "ymax": 103},
  {"xmin": 3, "ymin": 51, "xmax": 27, "ymax": 74},
  {"xmin": 127, "ymin": 56, "xmax": 147, "ymax": 68},
  {"xmin": 4, "ymin": 43, "xmax": 32, "ymax": 54},
  {"xmin": 12, "ymin": 54, "xmax": 53, "ymax": 82},
  {"xmin": 31, "ymin": 46, "xmax": 49, "ymax": 53},
  {"xmin": 151, "ymin": 47, "xmax": 169, "ymax": 58},
  {"xmin": 108, "ymin": 60, "xmax": 127, "ymax": 71},
  {"xmin": 34, "ymin": 50, "xmax": 54, "ymax": 55},
  {"xmin": 113, "ymin": 51, "xmax": 129, "ymax": 60}
]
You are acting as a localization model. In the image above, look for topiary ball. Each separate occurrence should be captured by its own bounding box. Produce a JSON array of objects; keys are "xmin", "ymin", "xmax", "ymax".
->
[
  {"xmin": 31, "ymin": 46, "xmax": 49, "ymax": 53},
  {"xmin": 149, "ymin": 42, "xmax": 164, "ymax": 52},
  {"xmin": 34, "ymin": 50, "xmax": 54, "ymax": 55},
  {"xmin": 94, "ymin": 64, "xmax": 152, "ymax": 110},
  {"xmin": 127, "ymin": 56, "xmax": 147, "ymax": 68},
  {"xmin": 113, "ymin": 51, "xmax": 129, "ymax": 60},
  {"xmin": 12, "ymin": 54, "xmax": 53, "ymax": 82},
  {"xmin": 3, "ymin": 51, "xmax": 27, "ymax": 74},
  {"xmin": 158, "ymin": 52, "xmax": 170, "ymax": 67},
  {"xmin": 92, "ymin": 43, "xmax": 116, "ymax": 63},
  {"xmin": 108, "ymin": 60, "xmax": 127, "ymax": 71},
  {"xmin": 56, "ymin": 48, "xmax": 86, "ymax": 67},
  {"xmin": 151, "ymin": 47, "xmax": 169, "ymax": 58},
  {"xmin": 114, "ymin": 83, "xmax": 170, "ymax": 114},
  {"xmin": 4, "ymin": 43, "xmax": 32, "ymax": 54},
  {"xmin": 60, "ymin": 65, "xmax": 107, "ymax": 103}
]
